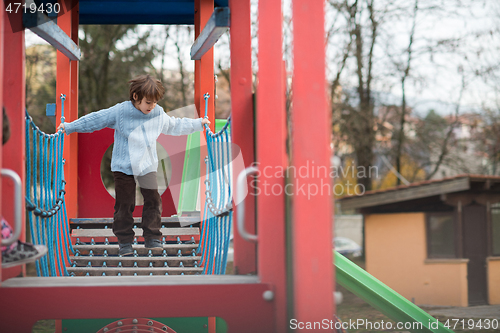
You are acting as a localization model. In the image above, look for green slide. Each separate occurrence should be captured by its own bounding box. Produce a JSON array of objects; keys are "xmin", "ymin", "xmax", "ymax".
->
[
  {"xmin": 335, "ymin": 252, "xmax": 454, "ymax": 333},
  {"xmin": 177, "ymin": 131, "xmax": 201, "ymax": 215},
  {"xmin": 177, "ymin": 120, "xmax": 231, "ymax": 215}
]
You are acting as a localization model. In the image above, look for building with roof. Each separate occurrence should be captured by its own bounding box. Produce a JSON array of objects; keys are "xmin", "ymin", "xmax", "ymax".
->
[{"xmin": 339, "ymin": 174, "xmax": 500, "ymax": 307}]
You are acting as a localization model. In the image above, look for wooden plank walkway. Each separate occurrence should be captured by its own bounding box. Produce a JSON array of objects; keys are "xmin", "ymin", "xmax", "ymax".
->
[
  {"xmin": 70, "ymin": 256, "xmax": 201, "ymax": 268},
  {"xmin": 68, "ymin": 218, "xmax": 204, "ymax": 276},
  {"xmin": 70, "ymin": 216, "xmax": 201, "ymax": 226},
  {"xmin": 67, "ymin": 267, "xmax": 203, "ymax": 276},
  {"xmin": 73, "ymin": 244, "xmax": 198, "ymax": 256},
  {"xmin": 71, "ymin": 227, "xmax": 200, "ymax": 243}
]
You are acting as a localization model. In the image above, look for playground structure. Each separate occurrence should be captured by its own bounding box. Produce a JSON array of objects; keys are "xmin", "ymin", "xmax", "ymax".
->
[{"xmin": 0, "ymin": 1, "xmax": 455, "ymax": 332}]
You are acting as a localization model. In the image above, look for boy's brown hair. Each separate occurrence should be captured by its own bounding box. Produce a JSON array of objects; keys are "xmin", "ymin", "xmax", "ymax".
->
[{"xmin": 128, "ymin": 75, "xmax": 165, "ymax": 103}]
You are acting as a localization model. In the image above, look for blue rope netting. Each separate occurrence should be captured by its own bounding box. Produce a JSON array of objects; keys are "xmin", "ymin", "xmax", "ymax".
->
[
  {"xmin": 197, "ymin": 93, "xmax": 233, "ymax": 275},
  {"xmin": 25, "ymin": 94, "xmax": 73, "ymax": 277}
]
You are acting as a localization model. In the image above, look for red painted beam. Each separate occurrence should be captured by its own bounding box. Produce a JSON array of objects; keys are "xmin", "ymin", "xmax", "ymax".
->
[
  {"xmin": 56, "ymin": 0, "xmax": 78, "ymax": 220},
  {"xmin": 196, "ymin": 0, "xmax": 215, "ymax": 128},
  {"xmin": 208, "ymin": 316, "xmax": 216, "ymax": 333},
  {"xmin": 0, "ymin": 0, "xmax": 4, "ymax": 282},
  {"xmin": 194, "ymin": 0, "xmax": 200, "ymax": 118},
  {"xmin": 2, "ymin": 0, "xmax": 26, "ymax": 280},
  {"xmin": 194, "ymin": 0, "xmax": 214, "ymax": 262},
  {"xmin": 54, "ymin": 0, "xmax": 79, "ymax": 273},
  {"xmin": 229, "ymin": 0, "xmax": 257, "ymax": 275},
  {"xmin": 69, "ymin": 0, "xmax": 79, "ymax": 218},
  {"xmin": 256, "ymin": 0, "xmax": 288, "ymax": 331},
  {"xmin": 291, "ymin": 0, "xmax": 335, "ymax": 322},
  {"xmin": 0, "ymin": 279, "xmax": 275, "ymax": 333}
]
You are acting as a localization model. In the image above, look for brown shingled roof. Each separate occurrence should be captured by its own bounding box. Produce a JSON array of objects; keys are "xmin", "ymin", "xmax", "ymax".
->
[
  {"xmin": 339, "ymin": 174, "xmax": 500, "ymax": 211},
  {"xmin": 352, "ymin": 174, "xmax": 500, "ymax": 198}
]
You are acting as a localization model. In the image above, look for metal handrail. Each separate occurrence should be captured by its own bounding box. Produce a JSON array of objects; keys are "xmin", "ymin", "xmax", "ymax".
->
[
  {"xmin": 236, "ymin": 166, "xmax": 258, "ymax": 242},
  {"xmin": 1, "ymin": 169, "xmax": 22, "ymax": 246}
]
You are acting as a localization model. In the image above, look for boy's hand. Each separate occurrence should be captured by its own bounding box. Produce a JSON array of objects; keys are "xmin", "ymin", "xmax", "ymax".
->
[
  {"xmin": 202, "ymin": 117, "xmax": 211, "ymax": 126},
  {"xmin": 57, "ymin": 123, "xmax": 65, "ymax": 133}
]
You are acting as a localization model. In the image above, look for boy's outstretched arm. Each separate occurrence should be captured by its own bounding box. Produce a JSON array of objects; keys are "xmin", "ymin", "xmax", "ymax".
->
[
  {"xmin": 161, "ymin": 114, "xmax": 210, "ymax": 136},
  {"xmin": 58, "ymin": 105, "xmax": 118, "ymax": 135}
]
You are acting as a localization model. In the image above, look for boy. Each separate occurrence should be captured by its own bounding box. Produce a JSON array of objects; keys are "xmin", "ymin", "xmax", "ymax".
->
[{"xmin": 57, "ymin": 75, "xmax": 209, "ymax": 255}]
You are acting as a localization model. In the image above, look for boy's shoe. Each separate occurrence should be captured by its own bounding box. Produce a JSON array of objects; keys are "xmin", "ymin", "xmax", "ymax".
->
[
  {"xmin": 119, "ymin": 243, "xmax": 133, "ymax": 256},
  {"xmin": 145, "ymin": 239, "xmax": 162, "ymax": 249},
  {"xmin": 2, "ymin": 241, "xmax": 48, "ymax": 268}
]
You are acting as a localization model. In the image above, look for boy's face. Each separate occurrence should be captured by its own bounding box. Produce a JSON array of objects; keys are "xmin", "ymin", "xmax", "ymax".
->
[{"xmin": 134, "ymin": 95, "xmax": 157, "ymax": 115}]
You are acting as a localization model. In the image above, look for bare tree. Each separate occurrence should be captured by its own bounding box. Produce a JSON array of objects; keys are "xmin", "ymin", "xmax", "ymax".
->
[
  {"xmin": 479, "ymin": 107, "xmax": 500, "ymax": 175},
  {"xmin": 425, "ymin": 76, "xmax": 466, "ymax": 179},
  {"xmin": 158, "ymin": 26, "xmax": 171, "ymax": 83},
  {"xmin": 329, "ymin": 0, "xmax": 382, "ymax": 191},
  {"xmin": 79, "ymin": 25, "xmax": 157, "ymax": 115},
  {"xmin": 173, "ymin": 26, "xmax": 189, "ymax": 107},
  {"xmin": 393, "ymin": 0, "xmax": 418, "ymax": 185}
]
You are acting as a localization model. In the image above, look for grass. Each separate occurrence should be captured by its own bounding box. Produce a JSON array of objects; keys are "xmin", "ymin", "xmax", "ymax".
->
[{"xmin": 32, "ymin": 320, "xmax": 55, "ymax": 333}]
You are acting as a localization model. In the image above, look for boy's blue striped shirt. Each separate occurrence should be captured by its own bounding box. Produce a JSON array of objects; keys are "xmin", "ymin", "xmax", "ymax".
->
[{"xmin": 64, "ymin": 101, "xmax": 203, "ymax": 176}]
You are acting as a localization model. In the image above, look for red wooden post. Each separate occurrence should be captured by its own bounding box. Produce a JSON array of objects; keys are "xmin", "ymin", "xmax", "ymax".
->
[
  {"xmin": 194, "ymin": 0, "xmax": 202, "ymax": 228},
  {"xmin": 291, "ymin": 0, "xmax": 335, "ymax": 321},
  {"xmin": 194, "ymin": 0, "xmax": 201, "ymax": 118},
  {"xmin": 195, "ymin": 0, "xmax": 214, "ymax": 267},
  {"xmin": 194, "ymin": 0, "xmax": 215, "ymax": 126},
  {"xmin": 56, "ymin": 0, "xmax": 78, "ymax": 220},
  {"xmin": 208, "ymin": 316, "xmax": 216, "ymax": 333},
  {"xmin": 256, "ymin": 0, "xmax": 288, "ymax": 331},
  {"xmin": 229, "ymin": 0, "xmax": 257, "ymax": 275},
  {"xmin": 70, "ymin": 0, "xmax": 79, "ymax": 221},
  {"xmin": 2, "ymin": 0, "xmax": 26, "ymax": 280},
  {"xmin": 199, "ymin": 1, "xmax": 214, "ymax": 128},
  {"xmin": 55, "ymin": 319, "xmax": 63, "ymax": 333},
  {"xmin": 0, "ymin": 0, "xmax": 4, "ymax": 282},
  {"xmin": 53, "ymin": 0, "xmax": 79, "ymax": 274}
]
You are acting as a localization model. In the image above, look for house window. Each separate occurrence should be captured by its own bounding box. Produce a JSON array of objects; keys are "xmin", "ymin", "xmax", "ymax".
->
[
  {"xmin": 492, "ymin": 203, "xmax": 500, "ymax": 256},
  {"xmin": 427, "ymin": 213, "xmax": 456, "ymax": 258}
]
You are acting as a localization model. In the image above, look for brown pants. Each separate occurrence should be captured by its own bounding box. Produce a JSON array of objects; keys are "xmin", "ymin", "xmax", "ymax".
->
[{"xmin": 113, "ymin": 172, "xmax": 162, "ymax": 244}]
